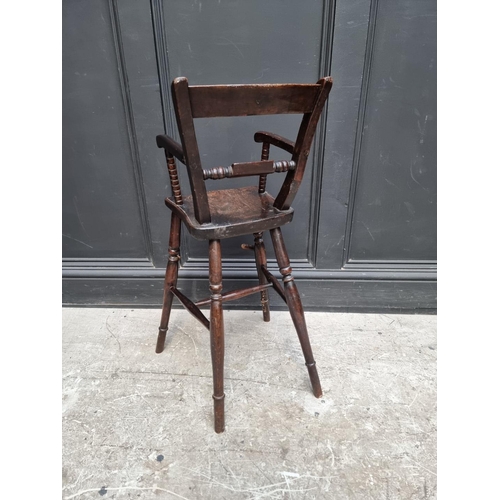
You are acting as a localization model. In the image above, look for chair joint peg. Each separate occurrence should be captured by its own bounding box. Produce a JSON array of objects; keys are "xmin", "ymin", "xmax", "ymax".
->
[{"xmin": 241, "ymin": 243, "xmax": 255, "ymax": 251}]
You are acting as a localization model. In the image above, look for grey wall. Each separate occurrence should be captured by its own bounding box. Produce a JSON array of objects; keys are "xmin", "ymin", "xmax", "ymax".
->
[{"xmin": 63, "ymin": 0, "xmax": 436, "ymax": 312}]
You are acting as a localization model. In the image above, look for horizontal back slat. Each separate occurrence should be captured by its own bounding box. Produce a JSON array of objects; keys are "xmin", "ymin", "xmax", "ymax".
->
[{"xmin": 189, "ymin": 84, "xmax": 320, "ymax": 118}]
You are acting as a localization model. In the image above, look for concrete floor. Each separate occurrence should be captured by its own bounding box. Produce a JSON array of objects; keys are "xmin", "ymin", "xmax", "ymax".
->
[{"xmin": 62, "ymin": 308, "xmax": 436, "ymax": 500}]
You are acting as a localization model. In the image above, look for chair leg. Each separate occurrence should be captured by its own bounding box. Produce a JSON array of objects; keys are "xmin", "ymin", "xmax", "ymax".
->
[
  {"xmin": 156, "ymin": 213, "xmax": 181, "ymax": 354},
  {"xmin": 253, "ymin": 232, "xmax": 271, "ymax": 322},
  {"xmin": 270, "ymin": 227, "xmax": 323, "ymax": 398},
  {"xmin": 209, "ymin": 239, "xmax": 225, "ymax": 433}
]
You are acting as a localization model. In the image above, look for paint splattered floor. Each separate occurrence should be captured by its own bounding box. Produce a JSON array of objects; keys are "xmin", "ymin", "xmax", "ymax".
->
[{"xmin": 62, "ymin": 308, "xmax": 436, "ymax": 499}]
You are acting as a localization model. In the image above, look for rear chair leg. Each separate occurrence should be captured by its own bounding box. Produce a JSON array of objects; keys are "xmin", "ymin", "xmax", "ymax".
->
[
  {"xmin": 156, "ymin": 213, "xmax": 181, "ymax": 353},
  {"xmin": 253, "ymin": 232, "xmax": 271, "ymax": 322},
  {"xmin": 270, "ymin": 227, "xmax": 323, "ymax": 398},
  {"xmin": 209, "ymin": 239, "xmax": 225, "ymax": 433}
]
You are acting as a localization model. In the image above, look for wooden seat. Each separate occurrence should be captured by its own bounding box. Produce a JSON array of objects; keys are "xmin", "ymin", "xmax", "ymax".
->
[
  {"xmin": 155, "ymin": 76, "xmax": 332, "ymax": 433},
  {"xmin": 165, "ymin": 186, "xmax": 294, "ymax": 240}
]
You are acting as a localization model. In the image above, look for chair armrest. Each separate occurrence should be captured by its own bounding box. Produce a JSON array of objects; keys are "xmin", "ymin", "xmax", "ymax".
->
[
  {"xmin": 156, "ymin": 134, "xmax": 185, "ymax": 163},
  {"xmin": 254, "ymin": 131, "xmax": 295, "ymax": 154}
]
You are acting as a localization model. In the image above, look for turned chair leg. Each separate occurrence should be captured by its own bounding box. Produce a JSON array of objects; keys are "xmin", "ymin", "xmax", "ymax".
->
[
  {"xmin": 253, "ymin": 232, "xmax": 271, "ymax": 322},
  {"xmin": 156, "ymin": 213, "xmax": 181, "ymax": 353},
  {"xmin": 270, "ymin": 227, "xmax": 323, "ymax": 398},
  {"xmin": 209, "ymin": 239, "xmax": 225, "ymax": 433}
]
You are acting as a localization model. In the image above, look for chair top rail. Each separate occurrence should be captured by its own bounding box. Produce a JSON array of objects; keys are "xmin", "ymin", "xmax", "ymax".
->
[{"xmin": 186, "ymin": 81, "xmax": 321, "ymax": 118}]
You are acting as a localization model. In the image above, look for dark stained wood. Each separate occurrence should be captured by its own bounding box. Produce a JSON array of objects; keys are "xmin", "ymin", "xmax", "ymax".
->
[
  {"xmin": 164, "ymin": 186, "xmax": 294, "ymax": 240},
  {"xmin": 274, "ymin": 77, "xmax": 333, "ymax": 210},
  {"xmin": 166, "ymin": 154, "xmax": 183, "ymax": 205},
  {"xmin": 189, "ymin": 83, "xmax": 321, "ymax": 118},
  {"xmin": 270, "ymin": 227, "xmax": 323, "ymax": 398},
  {"xmin": 195, "ymin": 282, "xmax": 272, "ymax": 307},
  {"xmin": 156, "ymin": 134, "xmax": 185, "ymax": 163},
  {"xmin": 202, "ymin": 160, "xmax": 273, "ymax": 180},
  {"xmin": 156, "ymin": 212, "xmax": 181, "ymax": 353},
  {"xmin": 253, "ymin": 232, "xmax": 271, "ymax": 322},
  {"xmin": 171, "ymin": 77, "xmax": 211, "ymax": 223},
  {"xmin": 160, "ymin": 76, "xmax": 331, "ymax": 225},
  {"xmin": 170, "ymin": 286, "xmax": 210, "ymax": 330},
  {"xmin": 254, "ymin": 131, "xmax": 295, "ymax": 154},
  {"xmin": 155, "ymin": 76, "xmax": 331, "ymax": 432},
  {"xmin": 258, "ymin": 141, "xmax": 270, "ymax": 193},
  {"xmin": 230, "ymin": 160, "xmax": 274, "ymax": 177},
  {"xmin": 202, "ymin": 160, "xmax": 296, "ymax": 181},
  {"xmin": 260, "ymin": 265, "xmax": 287, "ymax": 304},
  {"xmin": 272, "ymin": 160, "xmax": 296, "ymax": 173},
  {"xmin": 202, "ymin": 166, "xmax": 232, "ymax": 181},
  {"xmin": 208, "ymin": 239, "xmax": 225, "ymax": 433}
]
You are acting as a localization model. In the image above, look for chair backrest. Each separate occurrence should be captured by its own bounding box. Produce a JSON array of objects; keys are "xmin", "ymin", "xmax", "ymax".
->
[{"xmin": 170, "ymin": 76, "xmax": 332, "ymax": 224}]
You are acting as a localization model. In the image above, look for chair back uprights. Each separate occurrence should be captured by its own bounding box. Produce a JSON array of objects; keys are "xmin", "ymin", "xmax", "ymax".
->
[{"xmin": 157, "ymin": 76, "xmax": 332, "ymax": 224}]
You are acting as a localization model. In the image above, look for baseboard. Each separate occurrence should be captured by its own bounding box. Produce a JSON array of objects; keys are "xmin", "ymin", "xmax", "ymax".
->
[{"xmin": 63, "ymin": 269, "xmax": 436, "ymax": 313}]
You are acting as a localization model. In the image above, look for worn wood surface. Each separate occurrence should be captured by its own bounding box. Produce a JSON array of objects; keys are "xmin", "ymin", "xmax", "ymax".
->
[
  {"xmin": 208, "ymin": 239, "xmax": 225, "ymax": 433},
  {"xmin": 253, "ymin": 232, "xmax": 271, "ymax": 321},
  {"xmin": 258, "ymin": 140, "xmax": 270, "ymax": 193},
  {"xmin": 202, "ymin": 160, "xmax": 274, "ymax": 180},
  {"xmin": 271, "ymin": 227, "xmax": 323, "ymax": 398},
  {"xmin": 166, "ymin": 154, "xmax": 183, "ymax": 205},
  {"xmin": 274, "ymin": 77, "xmax": 333, "ymax": 210},
  {"xmin": 164, "ymin": 186, "xmax": 294, "ymax": 240},
  {"xmin": 195, "ymin": 282, "xmax": 272, "ymax": 307},
  {"xmin": 261, "ymin": 265, "xmax": 287, "ymax": 304},
  {"xmin": 170, "ymin": 286, "xmax": 210, "ymax": 330},
  {"xmin": 202, "ymin": 160, "xmax": 296, "ymax": 181},
  {"xmin": 171, "ymin": 77, "xmax": 211, "ymax": 224},
  {"xmin": 254, "ymin": 131, "xmax": 295, "ymax": 154},
  {"xmin": 189, "ymin": 83, "xmax": 321, "ymax": 118},
  {"xmin": 156, "ymin": 212, "xmax": 181, "ymax": 353}
]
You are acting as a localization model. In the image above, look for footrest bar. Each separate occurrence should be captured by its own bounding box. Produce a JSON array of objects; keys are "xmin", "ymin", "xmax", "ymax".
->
[
  {"xmin": 195, "ymin": 282, "xmax": 273, "ymax": 307},
  {"xmin": 170, "ymin": 286, "xmax": 210, "ymax": 330},
  {"xmin": 261, "ymin": 266, "xmax": 287, "ymax": 303}
]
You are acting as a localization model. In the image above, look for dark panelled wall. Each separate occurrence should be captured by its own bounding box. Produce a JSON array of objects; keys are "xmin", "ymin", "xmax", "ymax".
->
[{"xmin": 63, "ymin": 0, "xmax": 436, "ymax": 312}]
